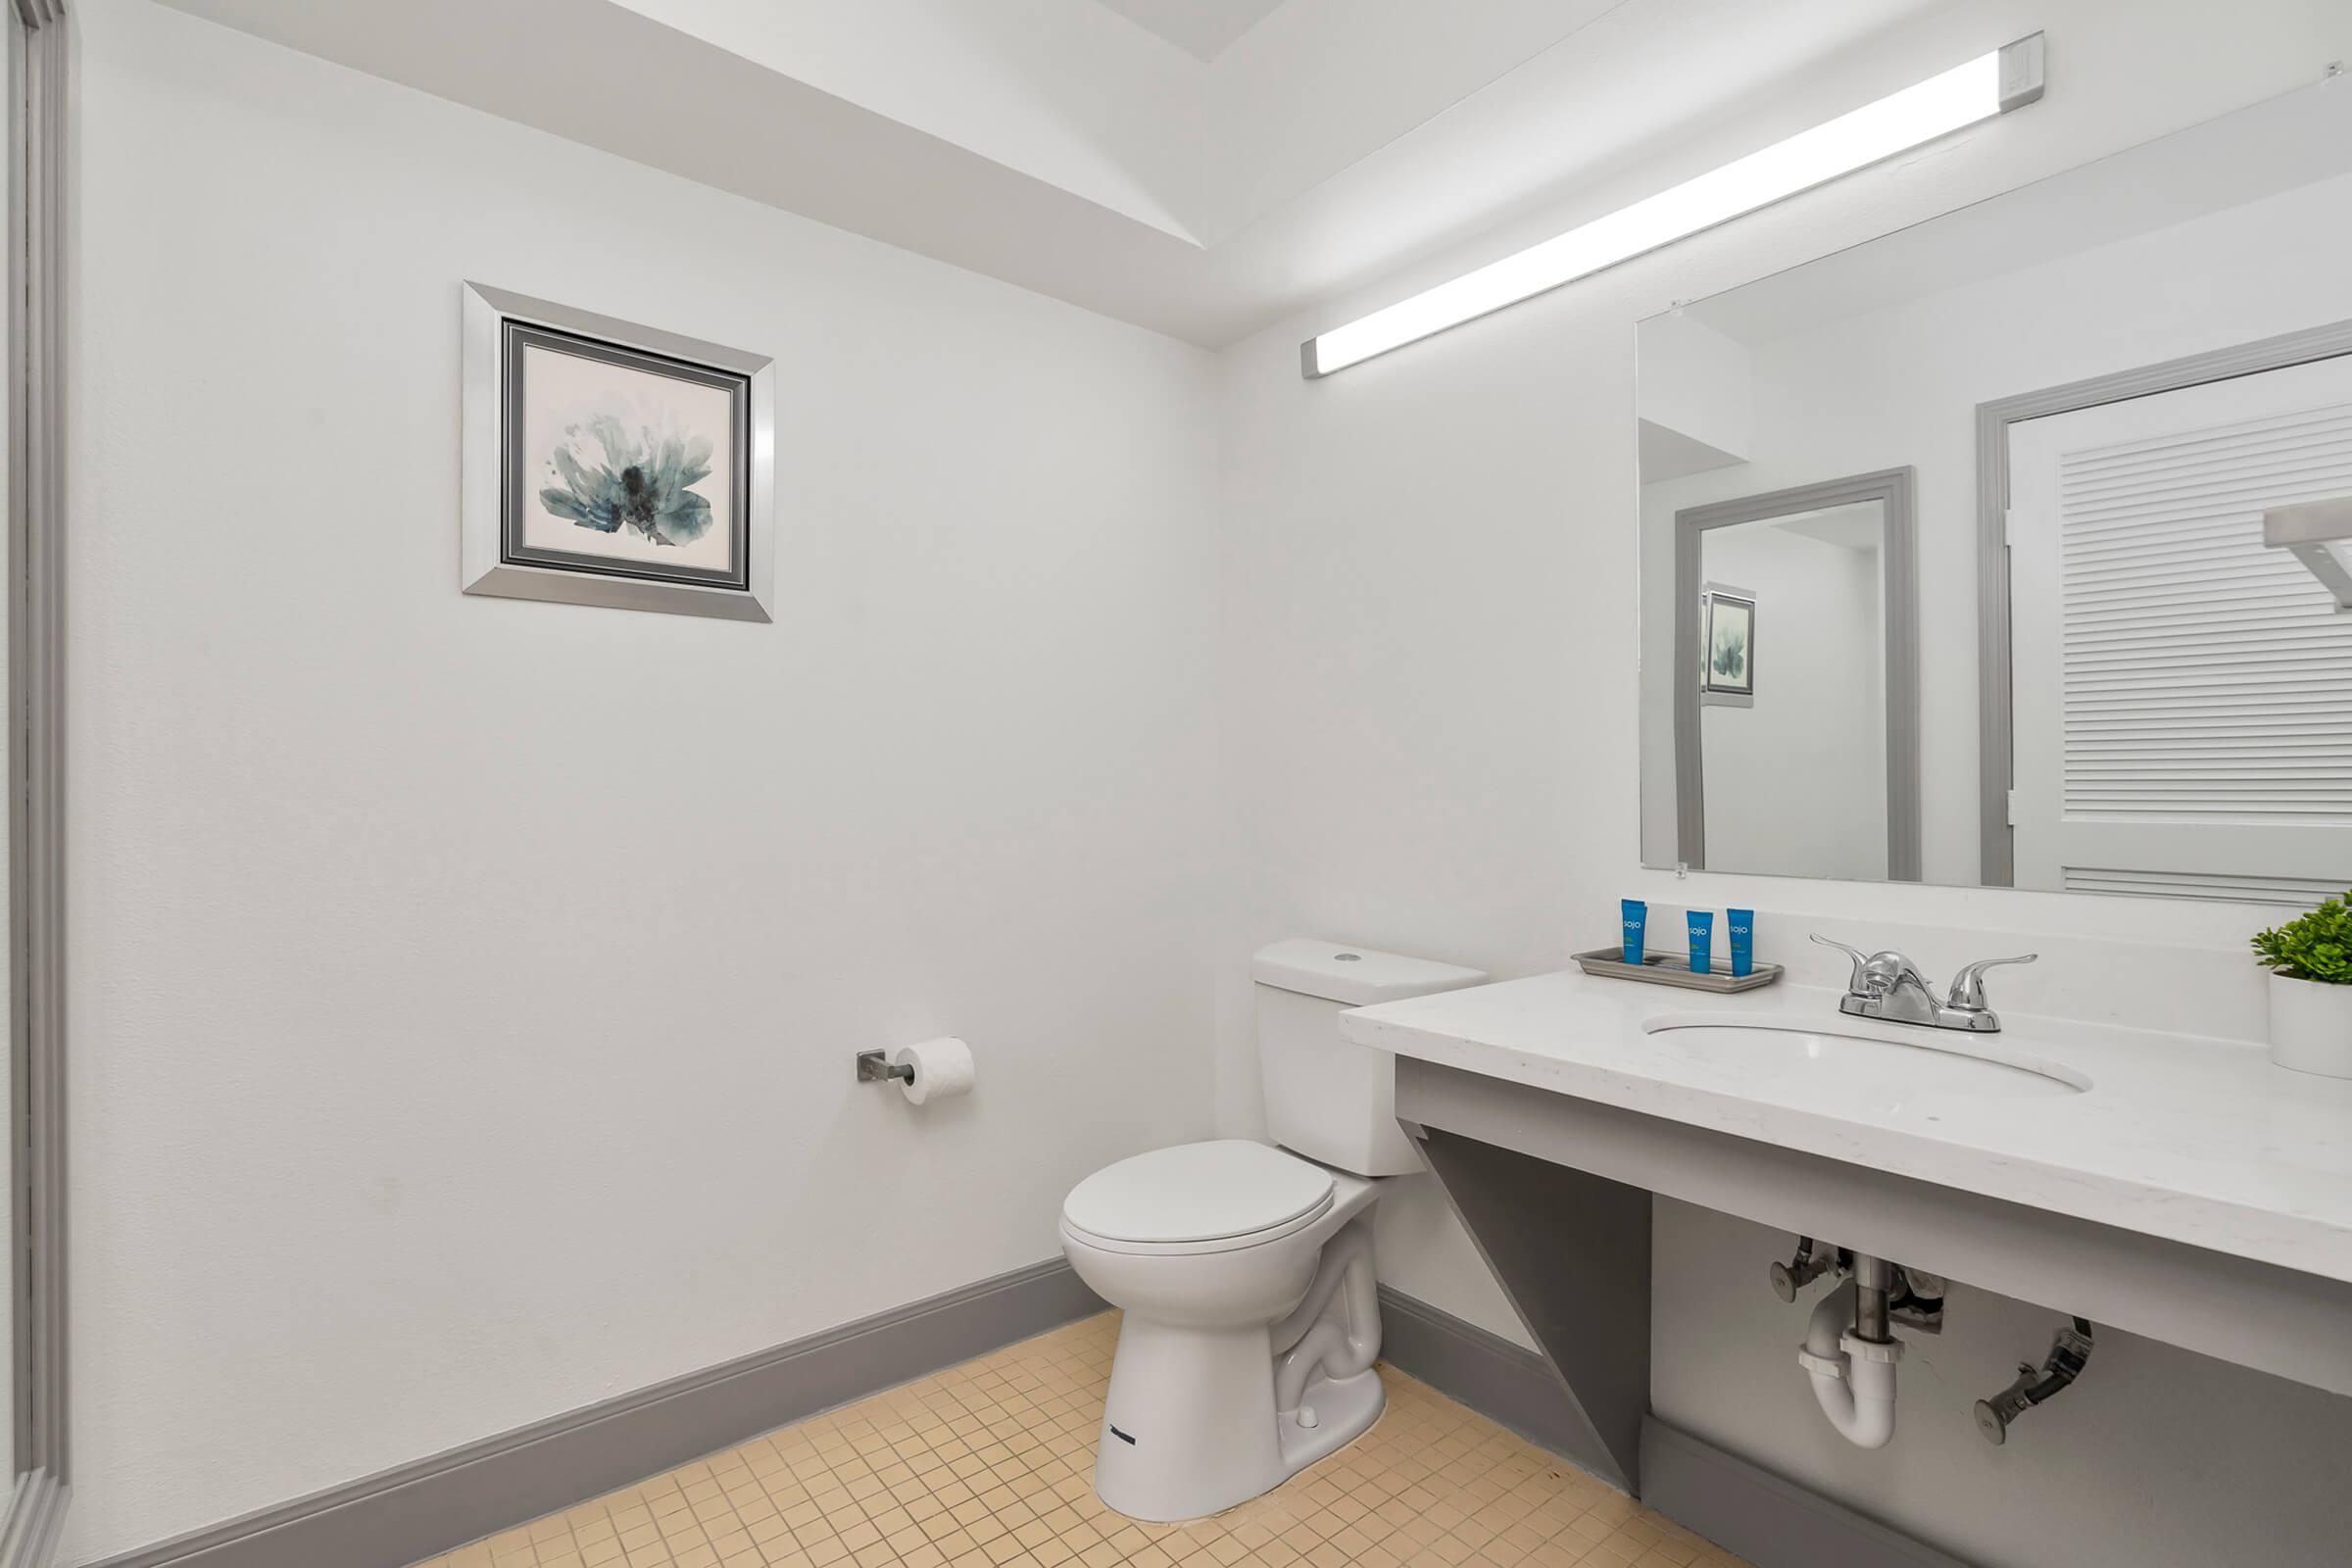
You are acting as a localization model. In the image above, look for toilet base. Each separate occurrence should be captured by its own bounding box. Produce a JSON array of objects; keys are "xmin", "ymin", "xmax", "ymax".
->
[
  {"xmin": 1092, "ymin": 1323, "xmax": 1388, "ymax": 1523},
  {"xmin": 1276, "ymin": 1364, "xmax": 1385, "ymax": 1475}
]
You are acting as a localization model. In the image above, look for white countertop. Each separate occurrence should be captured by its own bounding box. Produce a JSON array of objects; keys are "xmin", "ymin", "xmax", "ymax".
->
[{"xmin": 1342, "ymin": 969, "xmax": 2352, "ymax": 1286}]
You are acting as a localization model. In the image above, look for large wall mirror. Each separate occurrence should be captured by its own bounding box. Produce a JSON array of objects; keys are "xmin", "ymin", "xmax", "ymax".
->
[{"xmin": 1640, "ymin": 74, "xmax": 2352, "ymax": 900}]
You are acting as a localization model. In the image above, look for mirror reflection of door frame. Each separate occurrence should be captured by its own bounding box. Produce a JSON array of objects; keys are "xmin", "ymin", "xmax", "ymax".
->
[
  {"xmin": 1974, "ymin": 318, "xmax": 2352, "ymax": 887},
  {"xmin": 1673, "ymin": 468, "xmax": 1922, "ymax": 881},
  {"xmin": 4, "ymin": 2, "xmax": 68, "ymax": 1562}
]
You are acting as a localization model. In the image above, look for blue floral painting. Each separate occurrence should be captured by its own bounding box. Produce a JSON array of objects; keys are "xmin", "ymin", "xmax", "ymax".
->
[
  {"xmin": 470, "ymin": 283, "xmax": 769, "ymax": 617},
  {"xmin": 1703, "ymin": 591, "xmax": 1755, "ymax": 697},
  {"xmin": 510, "ymin": 330, "xmax": 743, "ymax": 584},
  {"xmin": 538, "ymin": 416, "xmax": 717, "ymax": 548}
]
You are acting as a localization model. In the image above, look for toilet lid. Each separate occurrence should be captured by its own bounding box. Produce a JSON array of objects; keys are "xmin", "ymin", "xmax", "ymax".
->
[{"xmin": 1062, "ymin": 1141, "xmax": 1334, "ymax": 1246}]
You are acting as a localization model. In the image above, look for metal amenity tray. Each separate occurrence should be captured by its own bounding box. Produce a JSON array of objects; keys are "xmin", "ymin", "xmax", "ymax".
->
[{"xmin": 1571, "ymin": 946, "xmax": 1783, "ymax": 994}]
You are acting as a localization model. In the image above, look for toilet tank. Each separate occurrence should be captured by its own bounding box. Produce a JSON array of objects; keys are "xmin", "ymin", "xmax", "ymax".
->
[{"xmin": 1251, "ymin": 939, "xmax": 1489, "ymax": 1177}]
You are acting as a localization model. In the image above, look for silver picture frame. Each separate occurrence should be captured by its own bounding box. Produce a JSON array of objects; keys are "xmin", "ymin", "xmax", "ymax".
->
[
  {"xmin": 1698, "ymin": 581, "xmax": 1756, "ymax": 705},
  {"xmin": 462, "ymin": 281, "xmax": 776, "ymax": 622}
]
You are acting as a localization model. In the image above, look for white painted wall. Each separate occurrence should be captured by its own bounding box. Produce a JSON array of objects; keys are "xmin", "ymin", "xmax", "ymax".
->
[
  {"xmin": 1640, "ymin": 166, "xmax": 2352, "ymax": 883},
  {"xmin": 1215, "ymin": 0, "xmax": 2352, "ymax": 1561},
  {"xmin": 65, "ymin": 3, "xmax": 1220, "ymax": 1561},
  {"xmin": 1635, "ymin": 312, "xmax": 1750, "ymax": 481}
]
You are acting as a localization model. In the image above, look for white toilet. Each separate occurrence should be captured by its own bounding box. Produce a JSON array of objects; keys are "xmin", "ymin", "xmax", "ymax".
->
[{"xmin": 1059, "ymin": 939, "xmax": 1487, "ymax": 1521}]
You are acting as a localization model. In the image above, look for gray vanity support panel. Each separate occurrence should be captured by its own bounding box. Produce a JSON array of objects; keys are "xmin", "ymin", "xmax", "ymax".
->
[
  {"xmin": 1401, "ymin": 1124, "xmax": 1651, "ymax": 1492},
  {"xmin": 1396, "ymin": 1056, "xmax": 2352, "ymax": 1399},
  {"xmin": 1372, "ymin": 1286, "xmax": 1613, "ymax": 1465}
]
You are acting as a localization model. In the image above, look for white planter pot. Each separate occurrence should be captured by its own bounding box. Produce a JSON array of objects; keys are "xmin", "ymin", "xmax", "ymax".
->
[{"xmin": 2265, "ymin": 970, "xmax": 2352, "ymax": 1079}]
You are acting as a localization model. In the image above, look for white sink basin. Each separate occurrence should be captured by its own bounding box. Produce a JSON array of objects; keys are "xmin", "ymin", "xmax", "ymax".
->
[{"xmin": 1642, "ymin": 1016, "xmax": 2090, "ymax": 1114}]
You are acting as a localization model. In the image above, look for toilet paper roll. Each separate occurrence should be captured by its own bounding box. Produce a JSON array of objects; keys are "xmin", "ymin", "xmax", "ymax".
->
[{"xmin": 892, "ymin": 1037, "xmax": 974, "ymax": 1105}]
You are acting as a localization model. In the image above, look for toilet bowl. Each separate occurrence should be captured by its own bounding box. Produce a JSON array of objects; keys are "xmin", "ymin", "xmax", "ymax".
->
[
  {"xmin": 1060, "ymin": 941, "xmax": 1489, "ymax": 1522},
  {"xmin": 1060, "ymin": 1141, "xmax": 1386, "ymax": 1522}
]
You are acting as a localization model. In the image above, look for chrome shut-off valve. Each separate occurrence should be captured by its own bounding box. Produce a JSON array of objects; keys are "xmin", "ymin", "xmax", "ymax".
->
[
  {"xmin": 1768, "ymin": 1239, "xmax": 1944, "ymax": 1334},
  {"xmin": 1769, "ymin": 1237, "xmax": 1833, "ymax": 1301},
  {"xmin": 1975, "ymin": 1318, "xmax": 2095, "ymax": 1445}
]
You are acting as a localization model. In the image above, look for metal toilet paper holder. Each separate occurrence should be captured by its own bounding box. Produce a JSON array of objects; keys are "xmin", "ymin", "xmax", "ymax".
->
[{"xmin": 855, "ymin": 1050, "xmax": 914, "ymax": 1087}]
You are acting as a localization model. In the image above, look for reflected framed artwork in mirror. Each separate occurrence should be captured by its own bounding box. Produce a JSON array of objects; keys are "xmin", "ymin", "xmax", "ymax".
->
[
  {"xmin": 1700, "ymin": 585, "xmax": 1755, "ymax": 702},
  {"xmin": 1639, "ymin": 74, "xmax": 2352, "ymax": 903}
]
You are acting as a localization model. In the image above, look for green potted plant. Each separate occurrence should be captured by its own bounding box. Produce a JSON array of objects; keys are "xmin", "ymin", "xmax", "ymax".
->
[{"xmin": 2251, "ymin": 894, "xmax": 2352, "ymax": 1079}]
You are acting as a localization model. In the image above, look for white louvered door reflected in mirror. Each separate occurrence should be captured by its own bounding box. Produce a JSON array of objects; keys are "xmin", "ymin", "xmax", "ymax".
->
[{"xmin": 2007, "ymin": 356, "xmax": 2352, "ymax": 899}]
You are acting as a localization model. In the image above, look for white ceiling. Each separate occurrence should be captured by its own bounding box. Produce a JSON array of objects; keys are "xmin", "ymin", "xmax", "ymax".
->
[
  {"xmin": 1091, "ymin": 0, "xmax": 1292, "ymax": 62},
  {"xmin": 157, "ymin": 0, "xmax": 1954, "ymax": 348}
]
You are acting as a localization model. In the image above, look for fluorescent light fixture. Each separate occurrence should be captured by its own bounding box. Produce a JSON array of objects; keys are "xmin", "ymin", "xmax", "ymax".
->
[
  {"xmin": 1301, "ymin": 32, "xmax": 2046, "ymax": 379},
  {"xmin": 2265, "ymin": 497, "xmax": 2352, "ymax": 611}
]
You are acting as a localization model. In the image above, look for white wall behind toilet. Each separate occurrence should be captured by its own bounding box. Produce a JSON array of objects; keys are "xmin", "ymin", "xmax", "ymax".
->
[
  {"xmin": 1214, "ymin": 1, "xmax": 2352, "ymax": 1564},
  {"xmin": 68, "ymin": 2, "xmax": 1220, "ymax": 1560}
]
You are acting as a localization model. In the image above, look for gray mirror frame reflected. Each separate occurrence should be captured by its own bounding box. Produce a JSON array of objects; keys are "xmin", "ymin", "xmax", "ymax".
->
[{"xmin": 1673, "ymin": 467, "xmax": 1923, "ymax": 882}]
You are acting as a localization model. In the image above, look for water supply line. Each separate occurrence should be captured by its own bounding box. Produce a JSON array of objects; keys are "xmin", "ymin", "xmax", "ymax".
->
[
  {"xmin": 1796, "ymin": 1253, "xmax": 1905, "ymax": 1449},
  {"xmin": 1975, "ymin": 1318, "xmax": 2095, "ymax": 1445},
  {"xmin": 1271, "ymin": 1217, "xmax": 1380, "ymax": 1423}
]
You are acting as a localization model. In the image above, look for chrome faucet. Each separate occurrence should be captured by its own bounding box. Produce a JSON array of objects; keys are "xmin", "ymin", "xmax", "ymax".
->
[{"xmin": 1809, "ymin": 935, "xmax": 2036, "ymax": 1033}]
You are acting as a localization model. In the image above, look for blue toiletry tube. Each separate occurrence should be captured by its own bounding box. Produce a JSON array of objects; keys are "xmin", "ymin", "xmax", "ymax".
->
[
  {"xmin": 1728, "ymin": 908, "xmax": 1754, "ymax": 977},
  {"xmin": 1687, "ymin": 910, "xmax": 1714, "ymax": 975},
  {"xmin": 1622, "ymin": 900, "xmax": 1647, "ymax": 965}
]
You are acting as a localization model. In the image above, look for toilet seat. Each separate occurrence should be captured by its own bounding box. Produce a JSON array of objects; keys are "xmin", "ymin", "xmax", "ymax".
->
[{"xmin": 1061, "ymin": 1141, "xmax": 1334, "ymax": 1255}]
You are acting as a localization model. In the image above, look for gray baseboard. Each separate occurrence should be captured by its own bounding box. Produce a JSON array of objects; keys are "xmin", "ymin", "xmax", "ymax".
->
[
  {"xmin": 85, "ymin": 1263, "xmax": 1969, "ymax": 1568},
  {"xmin": 88, "ymin": 1258, "xmax": 1103, "ymax": 1568},
  {"xmin": 1640, "ymin": 1418, "xmax": 1978, "ymax": 1568},
  {"xmin": 1374, "ymin": 1285, "xmax": 1600, "ymax": 1465},
  {"xmin": 1376, "ymin": 1289, "xmax": 1971, "ymax": 1568}
]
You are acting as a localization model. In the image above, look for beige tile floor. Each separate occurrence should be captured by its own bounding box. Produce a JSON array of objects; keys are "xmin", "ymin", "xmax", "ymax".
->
[{"xmin": 415, "ymin": 1312, "xmax": 1749, "ymax": 1568}]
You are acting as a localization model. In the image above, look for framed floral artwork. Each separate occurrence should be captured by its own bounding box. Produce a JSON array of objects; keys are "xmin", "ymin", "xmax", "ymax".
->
[
  {"xmin": 1703, "ymin": 586, "xmax": 1755, "ymax": 697},
  {"xmin": 462, "ymin": 282, "xmax": 775, "ymax": 621}
]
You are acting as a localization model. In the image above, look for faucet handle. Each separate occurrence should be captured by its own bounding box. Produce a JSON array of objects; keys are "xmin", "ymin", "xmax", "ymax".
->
[
  {"xmin": 1809, "ymin": 934, "xmax": 1871, "ymax": 994},
  {"xmin": 1948, "ymin": 954, "xmax": 2037, "ymax": 1011}
]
